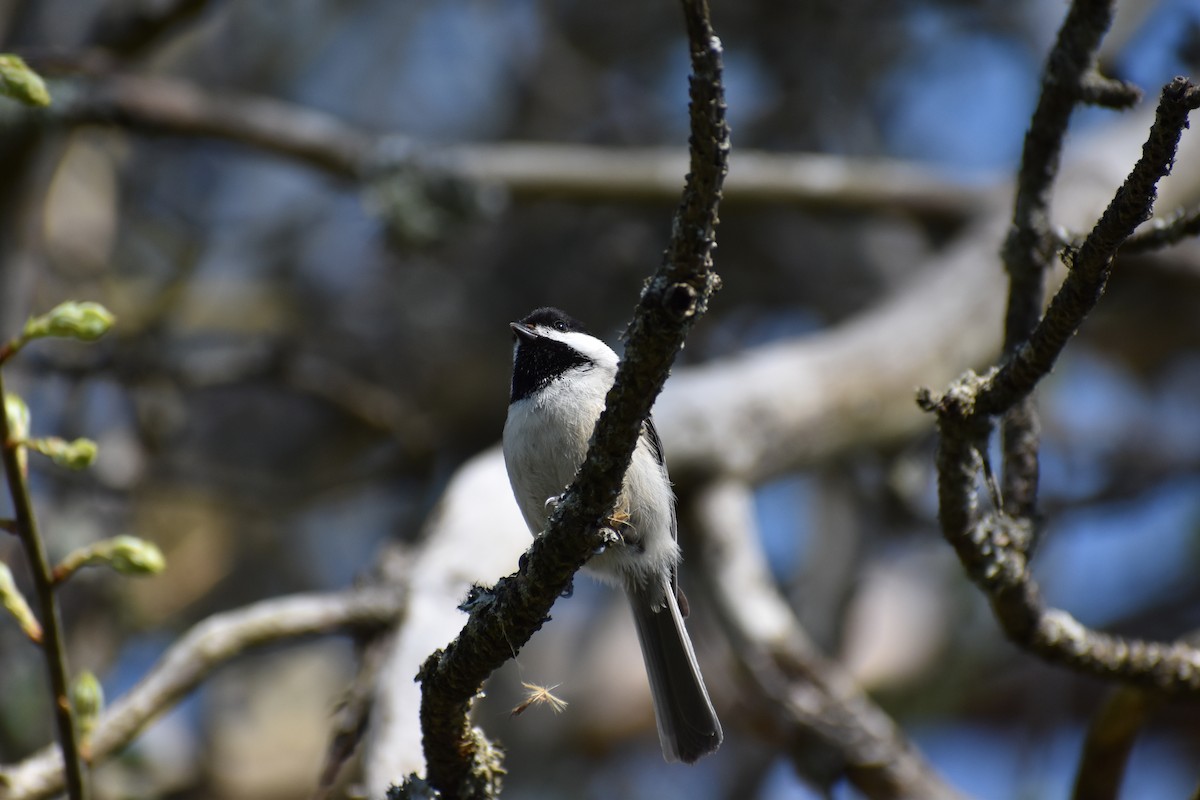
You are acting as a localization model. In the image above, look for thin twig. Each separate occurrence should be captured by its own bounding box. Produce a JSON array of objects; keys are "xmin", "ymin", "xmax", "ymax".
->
[
  {"xmin": 1078, "ymin": 72, "xmax": 1142, "ymax": 110},
  {"xmin": 999, "ymin": 0, "xmax": 1124, "ymax": 522},
  {"xmin": 1122, "ymin": 204, "xmax": 1200, "ymax": 252},
  {"xmin": 0, "ymin": 371, "xmax": 87, "ymax": 800},
  {"xmin": 414, "ymin": 1, "xmax": 727, "ymax": 796},
  {"xmin": 1003, "ymin": 0, "xmax": 1121, "ymax": 348},
  {"xmin": 981, "ymin": 78, "xmax": 1200, "ymax": 416}
]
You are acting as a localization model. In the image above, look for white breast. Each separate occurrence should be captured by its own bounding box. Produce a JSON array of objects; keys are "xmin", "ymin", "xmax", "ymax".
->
[
  {"xmin": 503, "ymin": 364, "xmax": 606, "ymax": 532},
  {"xmin": 502, "ymin": 363, "xmax": 679, "ymax": 599}
]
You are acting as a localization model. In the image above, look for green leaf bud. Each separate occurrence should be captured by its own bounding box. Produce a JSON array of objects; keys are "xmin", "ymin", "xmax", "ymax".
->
[
  {"xmin": 3, "ymin": 392, "xmax": 29, "ymax": 443},
  {"xmin": 54, "ymin": 535, "xmax": 166, "ymax": 584},
  {"xmin": 0, "ymin": 54, "xmax": 50, "ymax": 107},
  {"xmin": 22, "ymin": 301, "xmax": 115, "ymax": 343},
  {"xmin": 0, "ymin": 561, "xmax": 42, "ymax": 643},
  {"xmin": 29, "ymin": 437, "xmax": 98, "ymax": 470},
  {"xmin": 97, "ymin": 535, "xmax": 166, "ymax": 576},
  {"xmin": 71, "ymin": 670, "xmax": 105, "ymax": 737}
]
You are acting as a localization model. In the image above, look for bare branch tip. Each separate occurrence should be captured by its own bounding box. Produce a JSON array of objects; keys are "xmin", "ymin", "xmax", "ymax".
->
[
  {"xmin": 1164, "ymin": 75, "xmax": 1200, "ymax": 108},
  {"xmin": 1079, "ymin": 73, "xmax": 1142, "ymax": 110}
]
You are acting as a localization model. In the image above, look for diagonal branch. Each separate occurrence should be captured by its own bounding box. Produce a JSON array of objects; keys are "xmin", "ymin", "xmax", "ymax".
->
[
  {"xmin": 689, "ymin": 481, "xmax": 966, "ymax": 800},
  {"xmin": 981, "ymin": 78, "xmax": 1200, "ymax": 416},
  {"xmin": 414, "ymin": 1, "xmax": 727, "ymax": 796}
]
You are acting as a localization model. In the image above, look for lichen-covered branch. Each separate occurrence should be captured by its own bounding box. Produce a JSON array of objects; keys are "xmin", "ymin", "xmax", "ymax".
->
[
  {"xmin": 999, "ymin": 0, "xmax": 1132, "ymax": 521},
  {"xmin": 413, "ymin": 1, "xmax": 727, "ymax": 797},
  {"xmin": 1002, "ymin": 0, "xmax": 1123, "ymax": 351},
  {"xmin": 920, "ymin": 76, "xmax": 1200, "ymax": 691},
  {"xmin": 981, "ymin": 77, "xmax": 1200, "ymax": 416}
]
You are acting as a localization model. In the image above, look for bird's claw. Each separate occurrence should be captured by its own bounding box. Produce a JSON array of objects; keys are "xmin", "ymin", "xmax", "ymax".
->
[
  {"xmin": 597, "ymin": 525, "xmax": 626, "ymax": 550},
  {"xmin": 596, "ymin": 508, "xmax": 632, "ymax": 551}
]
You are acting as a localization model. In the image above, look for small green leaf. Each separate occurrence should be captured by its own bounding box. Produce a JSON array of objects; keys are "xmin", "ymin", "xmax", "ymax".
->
[
  {"xmin": 56, "ymin": 535, "xmax": 166, "ymax": 583},
  {"xmin": 28, "ymin": 437, "xmax": 98, "ymax": 470},
  {"xmin": 0, "ymin": 562, "xmax": 42, "ymax": 643},
  {"xmin": 103, "ymin": 535, "xmax": 166, "ymax": 575},
  {"xmin": 22, "ymin": 301, "xmax": 115, "ymax": 344},
  {"xmin": 0, "ymin": 54, "xmax": 50, "ymax": 107}
]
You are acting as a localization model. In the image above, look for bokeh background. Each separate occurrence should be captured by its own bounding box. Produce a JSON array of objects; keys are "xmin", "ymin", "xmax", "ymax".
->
[{"xmin": 2, "ymin": 0, "xmax": 1200, "ymax": 798}]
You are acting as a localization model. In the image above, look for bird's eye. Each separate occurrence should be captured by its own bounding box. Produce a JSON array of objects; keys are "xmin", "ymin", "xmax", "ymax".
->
[{"xmin": 554, "ymin": 321, "xmax": 567, "ymax": 331}]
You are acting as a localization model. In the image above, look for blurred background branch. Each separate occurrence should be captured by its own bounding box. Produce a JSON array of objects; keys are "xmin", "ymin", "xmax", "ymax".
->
[
  {"xmin": 0, "ymin": 582, "xmax": 404, "ymax": 800},
  {"xmin": 687, "ymin": 480, "xmax": 966, "ymax": 800},
  {"xmin": 2, "ymin": 69, "xmax": 992, "ymax": 221},
  {"xmin": 1070, "ymin": 682, "xmax": 1166, "ymax": 800}
]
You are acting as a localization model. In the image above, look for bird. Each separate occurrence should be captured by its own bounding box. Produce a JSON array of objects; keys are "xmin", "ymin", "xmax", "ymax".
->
[{"xmin": 501, "ymin": 306, "xmax": 722, "ymax": 763}]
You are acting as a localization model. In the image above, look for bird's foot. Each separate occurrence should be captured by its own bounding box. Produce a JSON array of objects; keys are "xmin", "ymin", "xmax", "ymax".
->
[
  {"xmin": 597, "ymin": 510, "xmax": 632, "ymax": 551},
  {"xmin": 597, "ymin": 526, "xmax": 624, "ymax": 550}
]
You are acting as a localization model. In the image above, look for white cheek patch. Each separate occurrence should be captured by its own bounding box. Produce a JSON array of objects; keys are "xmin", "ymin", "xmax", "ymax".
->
[{"xmin": 534, "ymin": 326, "xmax": 621, "ymax": 370}]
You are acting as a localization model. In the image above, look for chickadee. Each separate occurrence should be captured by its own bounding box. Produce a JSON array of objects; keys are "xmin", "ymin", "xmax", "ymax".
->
[{"xmin": 502, "ymin": 307, "xmax": 722, "ymax": 764}]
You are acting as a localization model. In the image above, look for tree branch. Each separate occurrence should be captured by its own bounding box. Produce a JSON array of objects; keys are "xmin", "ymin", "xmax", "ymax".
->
[
  {"xmin": 0, "ymin": 372, "xmax": 88, "ymax": 800},
  {"xmin": 1003, "ymin": 0, "xmax": 1121, "ymax": 336},
  {"xmin": 0, "ymin": 585, "xmax": 403, "ymax": 800},
  {"xmin": 1070, "ymin": 684, "xmax": 1164, "ymax": 800},
  {"xmin": 1121, "ymin": 204, "xmax": 1200, "ymax": 252},
  {"xmin": 999, "ymin": 0, "xmax": 1127, "ymax": 523},
  {"xmin": 919, "ymin": 77, "xmax": 1200, "ymax": 691},
  {"xmin": 60, "ymin": 72, "xmax": 373, "ymax": 180},
  {"xmin": 24, "ymin": 70, "xmax": 987, "ymax": 220},
  {"xmin": 1078, "ymin": 72, "xmax": 1142, "ymax": 110},
  {"xmin": 688, "ymin": 481, "xmax": 966, "ymax": 800},
  {"xmin": 982, "ymin": 78, "xmax": 1200, "ymax": 416},
  {"xmin": 413, "ymin": 1, "xmax": 726, "ymax": 796}
]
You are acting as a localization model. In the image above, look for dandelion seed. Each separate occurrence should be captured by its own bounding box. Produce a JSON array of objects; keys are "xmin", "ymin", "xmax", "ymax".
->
[{"xmin": 512, "ymin": 682, "xmax": 568, "ymax": 716}]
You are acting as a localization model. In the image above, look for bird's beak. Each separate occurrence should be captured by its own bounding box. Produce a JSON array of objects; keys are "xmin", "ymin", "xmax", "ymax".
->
[{"xmin": 510, "ymin": 321, "xmax": 538, "ymax": 341}]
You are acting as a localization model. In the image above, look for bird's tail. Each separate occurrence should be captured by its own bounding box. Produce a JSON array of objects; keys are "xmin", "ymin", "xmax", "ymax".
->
[{"xmin": 629, "ymin": 586, "xmax": 722, "ymax": 763}]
